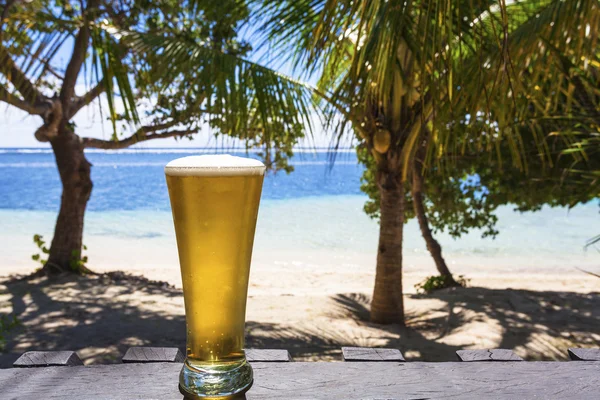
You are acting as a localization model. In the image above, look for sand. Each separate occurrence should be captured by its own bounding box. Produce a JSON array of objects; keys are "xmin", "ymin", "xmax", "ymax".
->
[{"xmin": 0, "ymin": 257, "xmax": 598, "ymax": 368}]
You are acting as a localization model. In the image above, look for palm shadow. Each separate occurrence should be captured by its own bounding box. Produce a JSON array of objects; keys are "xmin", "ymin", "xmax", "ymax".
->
[
  {"xmin": 329, "ymin": 287, "xmax": 600, "ymax": 361},
  {"xmin": 424, "ymin": 286, "xmax": 600, "ymax": 360},
  {"xmin": 326, "ymin": 293, "xmax": 465, "ymax": 360},
  {"xmin": 0, "ymin": 274, "xmax": 598, "ymax": 367},
  {"xmin": 0, "ymin": 272, "xmax": 187, "ymax": 368}
]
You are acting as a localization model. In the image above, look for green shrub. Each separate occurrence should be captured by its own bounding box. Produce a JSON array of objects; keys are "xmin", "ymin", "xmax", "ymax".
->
[
  {"xmin": 415, "ymin": 275, "xmax": 469, "ymax": 294},
  {"xmin": 0, "ymin": 314, "xmax": 20, "ymax": 352},
  {"xmin": 32, "ymin": 234, "xmax": 89, "ymax": 274},
  {"xmin": 31, "ymin": 234, "xmax": 49, "ymax": 268}
]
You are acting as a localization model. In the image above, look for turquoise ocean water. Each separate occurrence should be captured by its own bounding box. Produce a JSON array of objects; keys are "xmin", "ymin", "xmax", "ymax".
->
[{"xmin": 0, "ymin": 148, "xmax": 598, "ymax": 279}]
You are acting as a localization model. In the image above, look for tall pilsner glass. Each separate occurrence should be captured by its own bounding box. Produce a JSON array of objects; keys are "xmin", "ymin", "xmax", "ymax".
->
[{"xmin": 165, "ymin": 155, "xmax": 265, "ymax": 398}]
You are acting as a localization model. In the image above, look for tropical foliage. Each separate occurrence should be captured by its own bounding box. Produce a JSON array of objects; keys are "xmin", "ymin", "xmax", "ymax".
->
[
  {"xmin": 252, "ymin": 0, "xmax": 513, "ymax": 323},
  {"xmin": 456, "ymin": 0, "xmax": 599, "ymax": 183},
  {"xmin": 0, "ymin": 0, "xmax": 313, "ymax": 273},
  {"xmin": 252, "ymin": 0, "xmax": 599, "ymax": 324}
]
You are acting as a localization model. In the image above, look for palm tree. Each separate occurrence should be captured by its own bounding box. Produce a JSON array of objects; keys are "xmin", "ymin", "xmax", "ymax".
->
[
  {"xmin": 490, "ymin": 0, "xmax": 600, "ymax": 255},
  {"xmin": 0, "ymin": 0, "xmax": 312, "ymax": 274},
  {"xmin": 464, "ymin": 0, "xmax": 599, "ymax": 174},
  {"xmin": 250, "ymin": 0, "xmax": 600, "ymax": 325},
  {"xmin": 251, "ymin": 0, "xmax": 509, "ymax": 324}
]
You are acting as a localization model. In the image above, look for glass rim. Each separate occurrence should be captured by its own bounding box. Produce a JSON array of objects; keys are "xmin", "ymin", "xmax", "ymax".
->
[{"xmin": 165, "ymin": 154, "xmax": 266, "ymax": 177}]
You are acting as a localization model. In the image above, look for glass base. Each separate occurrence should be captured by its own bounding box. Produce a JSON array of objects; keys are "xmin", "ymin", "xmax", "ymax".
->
[{"xmin": 179, "ymin": 358, "xmax": 253, "ymax": 398}]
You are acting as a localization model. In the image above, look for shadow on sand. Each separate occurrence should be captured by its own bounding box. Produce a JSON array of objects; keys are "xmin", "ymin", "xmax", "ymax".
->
[
  {"xmin": 328, "ymin": 288, "xmax": 599, "ymax": 361},
  {"xmin": 0, "ymin": 272, "xmax": 598, "ymax": 367}
]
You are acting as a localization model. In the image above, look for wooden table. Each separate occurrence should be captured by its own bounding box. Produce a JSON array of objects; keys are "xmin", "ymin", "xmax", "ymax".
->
[{"xmin": 1, "ymin": 347, "xmax": 598, "ymax": 399}]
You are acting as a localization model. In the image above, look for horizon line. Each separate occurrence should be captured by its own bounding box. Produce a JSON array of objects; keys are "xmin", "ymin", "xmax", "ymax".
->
[{"xmin": 0, "ymin": 146, "xmax": 355, "ymax": 150}]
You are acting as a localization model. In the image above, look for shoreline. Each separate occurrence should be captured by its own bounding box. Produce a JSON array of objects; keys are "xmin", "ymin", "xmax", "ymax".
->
[
  {"xmin": 0, "ymin": 196, "xmax": 598, "ymax": 365},
  {"xmin": 2, "ymin": 196, "xmax": 599, "ymax": 280}
]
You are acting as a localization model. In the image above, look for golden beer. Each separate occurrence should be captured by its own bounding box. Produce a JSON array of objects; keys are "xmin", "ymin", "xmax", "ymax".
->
[{"xmin": 165, "ymin": 155, "xmax": 265, "ymax": 398}]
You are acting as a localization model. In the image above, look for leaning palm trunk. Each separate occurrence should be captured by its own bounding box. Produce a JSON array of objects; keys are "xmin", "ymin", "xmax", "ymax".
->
[
  {"xmin": 371, "ymin": 164, "xmax": 405, "ymax": 325},
  {"xmin": 411, "ymin": 163, "xmax": 457, "ymax": 284}
]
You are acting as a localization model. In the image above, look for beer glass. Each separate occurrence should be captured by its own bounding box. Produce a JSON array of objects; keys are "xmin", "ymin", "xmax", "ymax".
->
[{"xmin": 165, "ymin": 155, "xmax": 265, "ymax": 398}]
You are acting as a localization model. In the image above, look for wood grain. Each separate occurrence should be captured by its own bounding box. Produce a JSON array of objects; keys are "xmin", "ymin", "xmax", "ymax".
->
[
  {"xmin": 245, "ymin": 349, "xmax": 292, "ymax": 362},
  {"xmin": 1, "ymin": 361, "xmax": 598, "ymax": 399},
  {"xmin": 13, "ymin": 351, "xmax": 83, "ymax": 368},
  {"xmin": 341, "ymin": 347, "xmax": 405, "ymax": 362},
  {"xmin": 122, "ymin": 347, "xmax": 184, "ymax": 363},
  {"xmin": 456, "ymin": 349, "xmax": 524, "ymax": 362},
  {"xmin": 568, "ymin": 348, "xmax": 600, "ymax": 361}
]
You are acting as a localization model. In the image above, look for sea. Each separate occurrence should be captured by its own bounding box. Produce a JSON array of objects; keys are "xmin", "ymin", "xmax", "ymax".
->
[{"xmin": 0, "ymin": 147, "xmax": 598, "ymax": 281}]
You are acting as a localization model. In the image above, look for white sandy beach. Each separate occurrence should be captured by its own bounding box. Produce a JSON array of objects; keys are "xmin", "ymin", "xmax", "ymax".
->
[{"xmin": 0, "ymin": 196, "xmax": 598, "ymax": 366}]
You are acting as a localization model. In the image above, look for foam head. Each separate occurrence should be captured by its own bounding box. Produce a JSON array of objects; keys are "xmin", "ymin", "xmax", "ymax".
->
[{"xmin": 164, "ymin": 154, "xmax": 266, "ymax": 177}]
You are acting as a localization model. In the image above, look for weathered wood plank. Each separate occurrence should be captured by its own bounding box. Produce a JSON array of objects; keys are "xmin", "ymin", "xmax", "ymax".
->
[
  {"xmin": 1, "ymin": 361, "xmax": 598, "ymax": 399},
  {"xmin": 341, "ymin": 347, "xmax": 404, "ymax": 362},
  {"xmin": 122, "ymin": 347, "xmax": 184, "ymax": 364},
  {"xmin": 456, "ymin": 349, "xmax": 523, "ymax": 362},
  {"xmin": 13, "ymin": 351, "xmax": 83, "ymax": 368},
  {"xmin": 568, "ymin": 348, "xmax": 600, "ymax": 361},
  {"xmin": 245, "ymin": 349, "xmax": 292, "ymax": 362}
]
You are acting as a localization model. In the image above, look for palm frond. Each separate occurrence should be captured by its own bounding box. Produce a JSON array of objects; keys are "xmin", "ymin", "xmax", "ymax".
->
[
  {"xmin": 586, "ymin": 235, "xmax": 600, "ymax": 250},
  {"xmin": 252, "ymin": 0, "xmax": 508, "ymax": 177},
  {"xmin": 90, "ymin": 24, "xmax": 140, "ymax": 135},
  {"xmin": 122, "ymin": 28, "xmax": 318, "ymax": 166}
]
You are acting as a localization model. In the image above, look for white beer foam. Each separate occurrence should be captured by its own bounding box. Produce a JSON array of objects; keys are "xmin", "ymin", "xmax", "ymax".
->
[{"xmin": 164, "ymin": 154, "xmax": 266, "ymax": 176}]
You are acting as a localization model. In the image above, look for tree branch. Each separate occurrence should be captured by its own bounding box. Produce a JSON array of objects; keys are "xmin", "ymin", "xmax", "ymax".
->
[
  {"xmin": 0, "ymin": 85, "xmax": 47, "ymax": 115},
  {"xmin": 69, "ymin": 81, "xmax": 105, "ymax": 118},
  {"xmin": 60, "ymin": 0, "xmax": 99, "ymax": 108},
  {"xmin": 81, "ymin": 124, "xmax": 196, "ymax": 149},
  {"xmin": 0, "ymin": 45, "xmax": 47, "ymax": 108}
]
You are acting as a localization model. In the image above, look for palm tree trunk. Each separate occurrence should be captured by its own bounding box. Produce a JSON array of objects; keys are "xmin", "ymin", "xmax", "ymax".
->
[
  {"xmin": 45, "ymin": 130, "xmax": 93, "ymax": 274},
  {"xmin": 411, "ymin": 163, "xmax": 457, "ymax": 284},
  {"xmin": 370, "ymin": 167, "xmax": 405, "ymax": 325}
]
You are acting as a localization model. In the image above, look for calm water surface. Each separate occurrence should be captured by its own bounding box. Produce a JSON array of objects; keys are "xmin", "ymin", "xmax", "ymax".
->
[{"xmin": 0, "ymin": 147, "xmax": 598, "ymax": 275}]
